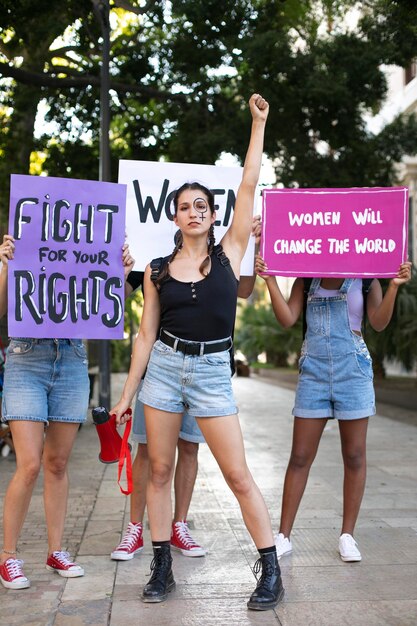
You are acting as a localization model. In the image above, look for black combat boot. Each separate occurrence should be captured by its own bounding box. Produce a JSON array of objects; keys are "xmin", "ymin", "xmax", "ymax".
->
[
  {"xmin": 142, "ymin": 544, "xmax": 176, "ymax": 603},
  {"xmin": 247, "ymin": 550, "xmax": 284, "ymax": 610}
]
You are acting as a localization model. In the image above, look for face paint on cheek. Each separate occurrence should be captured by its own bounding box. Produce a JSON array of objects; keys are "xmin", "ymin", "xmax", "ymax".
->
[{"xmin": 193, "ymin": 197, "xmax": 208, "ymax": 221}]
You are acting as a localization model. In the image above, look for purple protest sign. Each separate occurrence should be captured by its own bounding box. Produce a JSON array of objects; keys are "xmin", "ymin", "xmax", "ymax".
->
[
  {"xmin": 8, "ymin": 174, "xmax": 127, "ymax": 339},
  {"xmin": 261, "ymin": 187, "xmax": 408, "ymax": 278}
]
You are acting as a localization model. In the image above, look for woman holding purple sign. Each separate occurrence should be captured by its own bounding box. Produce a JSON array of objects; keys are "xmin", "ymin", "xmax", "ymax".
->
[
  {"xmin": 111, "ymin": 94, "xmax": 285, "ymax": 611},
  {"xmin": 255, "ymin": 256, "xmax": 412, "ymax": 562},
  {"xmin": 0, "ymin": 234, "xmax": 134, "ymax": 590}
]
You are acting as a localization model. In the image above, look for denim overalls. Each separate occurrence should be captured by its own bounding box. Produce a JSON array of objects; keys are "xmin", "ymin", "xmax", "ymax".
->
[{"xmin": 293, "ymin": 278, "xmax": 376, "ymax": 420}]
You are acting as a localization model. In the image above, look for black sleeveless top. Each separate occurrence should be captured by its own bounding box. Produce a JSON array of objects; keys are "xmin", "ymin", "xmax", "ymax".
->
[{"xmin": 157, "ymin": 245, "xmax": 238, "ymax": 342}]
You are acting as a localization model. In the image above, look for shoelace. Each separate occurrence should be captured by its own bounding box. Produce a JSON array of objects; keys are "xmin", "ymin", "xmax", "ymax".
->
[
  {"xmin": 252, "ymin": 557, "xmax": 275, "ymax": 587},
  {"xmin": 117, "ymin": 524, "xmax": 142, "ymax": 550},
  {"xmin": 148, "ymin": 550, "xmax": 171, "ymax": 583},
  {"xmin": 52, "ymin": 551, "xmax": 74, "ymax": 566},
  {"xmin": 173, "ymin": 521, "xmax": 199, "ymax": 548},
  {"xmin": 4, "ymin": 558, "xmax": 25, "ymax": 579}
]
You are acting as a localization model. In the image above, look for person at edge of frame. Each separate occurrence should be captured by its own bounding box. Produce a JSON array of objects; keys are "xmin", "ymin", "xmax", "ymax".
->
[{"xmin": 0, "ymin": 234, "xmax": 134, "ymax": 590}]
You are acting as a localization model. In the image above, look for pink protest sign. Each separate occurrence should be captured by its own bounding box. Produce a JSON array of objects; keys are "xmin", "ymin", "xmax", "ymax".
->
[
  {"xmin": 8, "ymin": 174, "xmax": 127, "ymax": 339},
  {"xmin": 261, "ymin": 187, "xmax": 408, "ymax": 278}
]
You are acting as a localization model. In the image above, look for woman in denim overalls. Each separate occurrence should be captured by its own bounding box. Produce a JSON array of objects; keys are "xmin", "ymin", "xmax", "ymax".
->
[{"xmin": 256, "ymin": 263, "xmax": 412, "ymax": 562}]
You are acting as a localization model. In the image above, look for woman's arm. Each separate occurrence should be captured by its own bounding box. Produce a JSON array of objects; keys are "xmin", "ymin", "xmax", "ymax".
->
[
  {"xmin": 110, "ymin": 263, "xmax": 160, "ymax": 423},
  {"xmin": 255, "ymin": 254, "xmax": 304, "ymax": 328},
  {"xmin": 122, "ymin": 242, "xmax": 135, "ymax": 298},
  {"xmin": 0, "ymin": 235, "xmax": 15, "ymax": 319},
  {"xmin": 237, "ymin": 215, "xmax": 261, "ymax": 298},
  {"xmin": 222, "ymin": 94, "xmax": 268, "ymax": 276},
  {"xmin": 367, "ymin": 262, "xmax": 412, "ymax": 332}
]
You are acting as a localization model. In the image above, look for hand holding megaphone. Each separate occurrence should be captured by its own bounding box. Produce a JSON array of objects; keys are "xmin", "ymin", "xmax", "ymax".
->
[
  {"xmin": 110, "ymin": 400, "xmax": 133, "ymax": 426},
  {"xmin": 92, "ymin": 406, "xmax": 133, "ymax": 495},
  {"xmin": 91, "ymin": 406, "xmax": 132, "ymax": 464}
]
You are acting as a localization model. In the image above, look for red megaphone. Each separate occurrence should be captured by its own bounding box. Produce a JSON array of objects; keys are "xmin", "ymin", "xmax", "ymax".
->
[{"xmin": 92, "ymin": 406, "xmax": 132, "ymax": 464}]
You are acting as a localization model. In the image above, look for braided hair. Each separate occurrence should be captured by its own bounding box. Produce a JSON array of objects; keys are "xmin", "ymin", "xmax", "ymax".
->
[{"xmin": 154, "ymin": 183, "xmax": 216, "ymax": 288}]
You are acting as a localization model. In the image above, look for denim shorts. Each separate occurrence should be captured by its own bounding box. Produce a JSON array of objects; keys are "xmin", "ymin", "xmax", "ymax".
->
[
  {"xmin": 2, "ymin": 338, "xmax": 89, "ymax": 424},
  {"xmin": 138, "ymin": 340, "xmax": 238, "ymax": 417},
  {"xmin": 293, "ymin": 336, "xmax": 376, "ymax": 420},
  {"xmin": 132, "ymin": 382, "xmax": 205, "ymax": 443}
]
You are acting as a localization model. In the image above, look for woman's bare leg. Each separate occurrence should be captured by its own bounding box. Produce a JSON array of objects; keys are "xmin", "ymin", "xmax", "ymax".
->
[
  {"xmin": 196, "ymin": 414, "xmax": 273, "ymax": 548},
  {"xmin": 338, "ymin": 418, "xmax": 368, "ymax": 535},
  {"xmin": 43, "ymin": 422, "xmax": 80, "ymax": 554},
  {"xmin": 1, "ymin": 421, "xmax": 45, "ymax": 562},
  {"xmin": 279, "ymin": 417, "xmax": 328, "ymax": 538},
  {"xmin": 144, "ymin": 407, "xmax": 183, "ymax": 541}
]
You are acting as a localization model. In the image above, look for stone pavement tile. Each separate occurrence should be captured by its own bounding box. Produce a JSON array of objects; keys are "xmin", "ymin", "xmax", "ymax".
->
[
  {"xmin": 110, "ymin": 596, "xmax": 282, "ymax": 625},
  {"xmin": 381, "ymin": 517, "xmax": 417, "ymax": 528},
  {"xmin": 59, "ymin": 556, "xmax": 115, "ymax": 602},
  {"xmin": 54, "ymin": 599, "xmax": 111, "ymax": 626},
  {"xmin": 78, "ymin": 520, "xmax": 124, "ymax": 556},
  {"xmin": 357, "ymin": 507, "xmax": 417, "ymax": 519},
  {"xmin": 97, "ymin": 478, "xmax": 127, "ymax": 498},
  {"xmin": 6, "ymin": 615, "xmax": 59, "ymax": 626},
  {"xmin": 1, "ymin": 591, "xmax": 61, "ymax": 625},
  {"xmin": 89, "ymin": 496, "xmax": 126, "ymax": 520},
  {"xmin": 280, "ymin": 563, "xmax": 417, "ymax": 602},
  {"xmin": 289, "ymin": 527, "xmax": 417, "ymax": 567},
  {"xmin": 277, "ymin": 600, "xmax": 417, "ymax": 626}
]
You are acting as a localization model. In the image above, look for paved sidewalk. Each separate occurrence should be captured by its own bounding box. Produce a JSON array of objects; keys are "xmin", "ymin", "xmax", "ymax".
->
[{"xmin": 1, "ymin": 374, "xmax": 417, "ymax": 626}]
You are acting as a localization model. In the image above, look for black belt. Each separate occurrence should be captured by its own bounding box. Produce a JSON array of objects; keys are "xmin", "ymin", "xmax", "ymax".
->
[{"xmin": 159, "ymin": 329, "xmax": 232, "ymax": 356}]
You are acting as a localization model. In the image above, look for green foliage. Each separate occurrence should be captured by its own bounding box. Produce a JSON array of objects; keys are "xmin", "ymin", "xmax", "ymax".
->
[
  {"xmin": 366, "ymin": 273, "xmax": 417, "ymax": 376},
  {"xmin": 110, "ymin": 338, "xmax": 131, "ymax": 373},
  {"xmin": 235, "ymin": 297, "xmax": 302, "ymax": 366},
  {"xmin": 1, "ymin": 0, "xmax": 417, "ymax": 375}
]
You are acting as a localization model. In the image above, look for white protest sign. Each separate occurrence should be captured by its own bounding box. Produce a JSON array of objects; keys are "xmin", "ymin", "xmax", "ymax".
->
[{"xmin": 118, "ymin": 160, "xmax": 255, "ymax": 275}]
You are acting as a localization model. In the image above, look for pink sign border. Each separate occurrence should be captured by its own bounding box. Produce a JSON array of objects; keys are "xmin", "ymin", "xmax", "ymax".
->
[{"xmin": 261, "ymin": 187, "xmax": 409, "ymax": 278}]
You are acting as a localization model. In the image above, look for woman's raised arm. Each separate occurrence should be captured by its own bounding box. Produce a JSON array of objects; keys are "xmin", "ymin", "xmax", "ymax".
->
[{"xmin": 222, "ymin": 94, "xmax": 269, "ymax": 276}]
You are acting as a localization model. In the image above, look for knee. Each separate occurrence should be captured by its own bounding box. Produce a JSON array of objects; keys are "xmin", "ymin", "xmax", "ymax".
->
[
  {"xmin": 287, "ymin": 450, "xmax": 312, "ymax": 471},
  {"xmin": 344, "ymin": 448, "xmax": 366, "ymax": 471},
  {"xmin": 177, "ymin": 440, "xmax": 199, "ymax": 463},
  {"xmin": 43, "ymin": 455, "xmax": 68, "ymax": 478},
  {"xmin": 19, "ymin": 460, "xmax": 41, "ymax": 485},
  {"xmin": 149, "ymin": 460, "xmax": 173, "ymax": 489},
  {"xmin": 224, "ymin": 468, "xmax": 252, "ymax": 498}
]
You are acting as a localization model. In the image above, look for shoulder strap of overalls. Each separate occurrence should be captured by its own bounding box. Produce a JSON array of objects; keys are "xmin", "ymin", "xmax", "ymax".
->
[{"xmin": 302, "ymin": 278, "xmax": 313, "ymax": 340}]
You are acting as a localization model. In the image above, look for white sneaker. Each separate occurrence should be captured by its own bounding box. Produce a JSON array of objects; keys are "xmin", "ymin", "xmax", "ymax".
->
[
  {"xmin": 339, "ymin": 533, "xmax": 362, "ymax": 562},
  {"xmin": 274, "ymin": 533, "xmax": 292, "ymax": 558}
]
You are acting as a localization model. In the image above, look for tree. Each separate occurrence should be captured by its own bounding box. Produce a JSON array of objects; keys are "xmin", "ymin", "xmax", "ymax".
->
[
  {"xmin": 366, "ymin": 274, "xmax": 417, "ymax": 378},
  {"xmin": 236, "ymin": 300, "xmax": 302, "ymax": 366},
  {"xmin": 1, "ymin": 0, "xmax": 417, "ymax": 373}
]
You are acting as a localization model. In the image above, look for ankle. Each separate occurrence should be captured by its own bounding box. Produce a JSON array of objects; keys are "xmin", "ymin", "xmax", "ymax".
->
[{"xmin": 1, "ymin": 548, "xmax": 18, "ymax": 561}]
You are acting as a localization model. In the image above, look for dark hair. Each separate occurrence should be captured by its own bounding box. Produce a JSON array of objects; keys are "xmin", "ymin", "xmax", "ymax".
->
[{"xmin": 154, "ymin": 182, "xmax": 216, "ymax": 287}]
